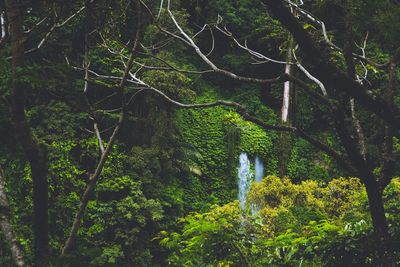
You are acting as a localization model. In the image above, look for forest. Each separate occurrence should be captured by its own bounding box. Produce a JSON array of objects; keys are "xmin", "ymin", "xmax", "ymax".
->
[{"xmin": 0, "ymin": 0, "xmax": 399, "ymax": 266}]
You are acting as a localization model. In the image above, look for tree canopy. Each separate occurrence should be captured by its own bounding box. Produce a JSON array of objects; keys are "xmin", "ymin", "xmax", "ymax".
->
[{"xmin": 0, "ymin": 0, "xmax": 399, "ymax": 266}]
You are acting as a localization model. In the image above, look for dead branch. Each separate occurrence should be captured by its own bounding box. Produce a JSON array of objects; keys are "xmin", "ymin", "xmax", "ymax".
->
[
  {"xmin": 24, "ymin": 6, "xmax": 85, "ymax": 54},
  {"xmin": 61, "ymin": 0, "xmax": 142, "ymax": 256},
  {"xmin": 135, "ymin": 81, "xmax": 355, "ymax": 174}
]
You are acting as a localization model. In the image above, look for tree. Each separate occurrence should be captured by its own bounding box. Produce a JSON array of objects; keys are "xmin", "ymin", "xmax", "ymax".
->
[
  {"xmin": 136, "ymin": 0, "xmax": 399, "ymax": 264},
  {"xmin": 5, "ymin": 0, "xmax": 49, "ymax": 265},
  {"xmin": 262, "ymin": 2, "xmax": 399, "ymax": 265},
  {"xmin": 0, "ymin": 0, "xmax": 398, "ymax": 265}
]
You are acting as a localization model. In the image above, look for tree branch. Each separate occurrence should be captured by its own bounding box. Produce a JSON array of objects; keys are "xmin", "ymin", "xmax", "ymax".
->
[
  {"xmin": 263, "ymin": 0, "xmax": 400, "ymax": 130},
  {"xmin": 134, "ymin": 81, "xmax": 355, "ymax": 174},
  {"xmin": 24, "ymin": 6, "xmax": 85, "ymax": 54},
  {"xmin": 5, "ymin": 0, "xmax": 49, "ymax": 265},
  {"xmin": 0, "ymin": 10, "xmax": 6, "ymax": 46},
  {"xmin": 61, "ymin": 0, "xmax": 142, "ymax": 256},
  {"xmin": 281, "ymin": 0, "xmax": 388, "ymax": 68}
]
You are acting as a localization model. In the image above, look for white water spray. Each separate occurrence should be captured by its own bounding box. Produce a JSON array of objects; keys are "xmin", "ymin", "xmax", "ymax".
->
[
  {"xmin": 238, "ymin": 153, "xmax": 252, "ymax": 209},
  {"xmin": 254, "ymin": 156, "xmax": 264, "ymax": 182}
]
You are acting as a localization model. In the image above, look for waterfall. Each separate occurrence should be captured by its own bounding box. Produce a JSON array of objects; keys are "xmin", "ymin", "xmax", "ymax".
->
[
  {"xmin": 254, "ymin": 156, "xmax": 264, "ymax": 182},
  {"xmin": 238, "ymin": 154, "xmax": 265, "ymax": 211},
  {"xmin": 238, "ymin": 153, "xmax": 252, "ymax": 209}
]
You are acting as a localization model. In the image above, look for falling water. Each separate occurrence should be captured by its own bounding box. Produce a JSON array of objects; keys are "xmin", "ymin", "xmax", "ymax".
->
[
  {"xmin": 238, "ymin": 153, "xmax": 252, "ymax": 209},
  {"xmin": 254, "ymin": 156, "xmax": 264, "ymax": 182}
]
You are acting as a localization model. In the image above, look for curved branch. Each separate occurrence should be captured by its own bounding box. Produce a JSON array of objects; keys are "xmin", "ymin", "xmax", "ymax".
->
[
  {"xmin": 263, "ymin": 0, "xmax": 400, "ymax": 130},
  {"xmin": 24, "ymin": 6, "xmax": 85, "ymax": 54},
  {"xmin": 215, "ymin": 22, "xmax": 290, "ymax": 65},
  {"xmin": 61, "ymin": 0, "xmax": 142, "ymax": 257},
  {"xmin": 282, "ymin": 0, "xmax": 388, "ymax": 68},
  {"xmin": 137, "ymin": 84, "xmax": 355, "ymax": 174}
]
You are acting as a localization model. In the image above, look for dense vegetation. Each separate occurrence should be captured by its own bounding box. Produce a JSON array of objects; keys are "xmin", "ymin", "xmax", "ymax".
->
[{"xmin": 0, "ymin": 0, "xmax": 399, "ymax": 266}]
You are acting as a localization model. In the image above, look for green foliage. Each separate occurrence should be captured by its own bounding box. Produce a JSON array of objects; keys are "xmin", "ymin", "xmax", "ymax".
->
[
  {"xmin": 247, "ymin": 176, "xmax": 368, "ymax": 235},
  {"xmin": 254, "ymin": 219, "xmax": 375, "ymax": 267},
  {"xmin": 161, "ymin": 176, "xmax": 375, "ymax": 266},
  {"xmin": 177, "ymin": 89, "xmax": 234, "ymax": 207},
  {"xmin": 224, "ymin": 112, "xmax": 273, "ymax": 158},
  {"xmin": 1, "ymin": 0, "xmax": 400, "ymax": 266},
  {"xmin": 177, "ymin": 87, "xmax": 277, "ymax": 208},
  {"xmin": 160, "ymin": 201, "xmax": 259, "ymax": 266}
]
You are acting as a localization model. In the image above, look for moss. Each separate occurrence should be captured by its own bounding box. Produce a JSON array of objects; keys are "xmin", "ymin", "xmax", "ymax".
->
[{"xmin": 176, "ymin": 86, "xmax": 277, "ymax": 207}]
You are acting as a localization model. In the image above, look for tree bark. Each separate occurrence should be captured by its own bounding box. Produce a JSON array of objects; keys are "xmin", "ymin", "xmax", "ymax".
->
[
  {"xmin": 342, "ymin": 13, "xmax": 393, "ymax": 266},
  {"xmin": 61, "ymin": 112, "xmax": 125, "ymax": 256},
  {"xmin": 5, "ymin": 1, "xmax": 49, "ymax": 266},
  {"xmin": 0, "ymin": 171, "xmax": 25, "ymax": 267},
  {"xmin": 263, "ymin": 0, "xmax": 400, "ymax": 129},
  {"xmin": 364, "ymin": 180, "xmax": 393, "ymax": 266},
  {"xmin": 61, "ymin": 0, "xmax": 142, "ymax": 256},
  {"xmin": 279, "ymin": 36, "xmax": 294, "ymax": 177},
  {"xmin": 264, "ymin": 2, "xmax": 395, "ymax": 264},
  {"xmin": 343, "ymin": 15, "xmax": 367, "ymax": 161},
  {"xmin": 281, "ymin": 40, "xmax": 292, "ymax": 123},
  {"xmin": 332, "ymin": 105, "xmax": 393, "ymax": 265}
]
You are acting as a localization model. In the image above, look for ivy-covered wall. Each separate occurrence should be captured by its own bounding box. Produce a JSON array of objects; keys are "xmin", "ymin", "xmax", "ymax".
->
[{"xmin": 176, "ymin": 85, "xmax": 279, "ymax": 209}]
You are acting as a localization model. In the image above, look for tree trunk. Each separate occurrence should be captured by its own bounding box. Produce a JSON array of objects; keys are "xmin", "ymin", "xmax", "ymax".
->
[
  {"xmin": 330, "ymin": 103, "xmax": 392, "ymax": 265},
  {"xmin": 5, "ymin": 1, "xmax": 49, "ymax": 266},
  {"xmin": 279, "ymin": 36, "xmax": 293, "ymax": 177},
  {"xmin": 281, "ymin": 44, "xmax": 292, "ymax": 123},
  {"xmin": 343, "ymin": 15, "xmax": 367, "ymax": 161},
  {"xmin": 259, "ymin": 1, "xmax": 396, "ymax": 263},
  {"xmin": 364, "ymin": 180, "xmax": 393, "ymax": 266},
  {"xmin": 263, "ymin": 0, "xmax": 400, "ymax": 129},
  {"xmin": 61, "ymin": 113, "xmax": 124, "ymax": 256},
  {"xmin": 341, "ymin": 16, "xmax": 393, "ymax": 265},
  {"xmin": 0, "ymin": 171, "xmax": 25, "ymax": 267},
  {"xmin": 62, "ymin": 0, "xmax": 142, "ymax": 256}
]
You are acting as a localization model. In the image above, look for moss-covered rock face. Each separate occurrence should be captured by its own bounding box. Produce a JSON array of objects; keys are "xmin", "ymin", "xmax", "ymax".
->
[{"xmin": 176, "ymin": 87, "xmax": 277, "ymax": 208}]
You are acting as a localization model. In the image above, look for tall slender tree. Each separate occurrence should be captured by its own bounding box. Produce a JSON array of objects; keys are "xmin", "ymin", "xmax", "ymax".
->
[{"xmin": 5, "ymin": 1, "xmax": 49, "ymax": 266}]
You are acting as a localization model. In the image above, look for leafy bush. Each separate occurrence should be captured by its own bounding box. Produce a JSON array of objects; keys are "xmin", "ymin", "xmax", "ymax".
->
[{"xmin": 161, "ymin": 176, "xmax": 376, "ymax": 266}]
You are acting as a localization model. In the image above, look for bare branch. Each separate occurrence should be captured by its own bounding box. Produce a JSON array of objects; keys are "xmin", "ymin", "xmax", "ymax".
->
[
  {"xmin": 215, "ymin": 21, "xmax": 290, "ymax": 65},
  {"xmin": 293, "ymin": 50, "xmax": 327, "ymax": 96},
  {"xmin": 93, "ymin": 121, "xmax": 105, "ymax": 154},
  {"xmin": 157, "ymin": 0, "xmax": 164, "ymax": 20},
  {"xmin": 141, "ymin": 0, "xmax": 329, "ymax": 91},
  {"xmin": 62, "ymin": 0, "xmax": 143, "ymax": 256},
  {"xmin": 282, "ymin": 39, "xmax": 293, "ymax": 123},
  {"xmin": 140, "ymin": 0, "xmax": 192, "ymax": 46},
  {"xmin": 140, "ymin": 36, "xmax": 174, "ymax": 50},
  {"xmin": 350, "ymin": 98, "xmax": 366, "ymax": 160},
  {"xmin": 65, "ymin": 55, "xmax": 135, "ymax": 82},
  {"xmin": 1, "ymin": 11, "xmax": 5, "ymax": 39},
  {"xmin": 134, "ymin": 52, "xmax": 214, "ymax": 74},
  {"xmin": 282, "ymin": 0, "xmax": 388, "ymax": 68},
  {"xmin": 0, "ymin": 11, "xmax": 6, "ymax": 46},
  {"xmin": 137, "ymin": 82, "xmax": 355, "ymax": 174},
  {"xmin": 24, "ymin": 15, "xmax": 49, "ymax": 34},
  {"xmin": 264, "ymin": 0, "xmax": 400, "ymax": 129},
  {"xmin": 354, "ymin": 32, "xmax": 370, "ymax": 84},
  {"xmin": 24, "ymin": 6, "xmax": 85, "ymax": 54},
  {"xmin": 160, "ymin": 0, "xmax": 289, "ymax": 84}
]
